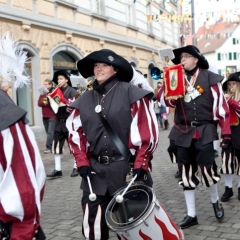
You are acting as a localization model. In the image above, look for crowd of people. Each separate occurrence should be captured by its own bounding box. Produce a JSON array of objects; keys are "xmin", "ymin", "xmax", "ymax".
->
[{"xmin": 1, "ymin": 37, "xmax": 240, "ymax": 239}]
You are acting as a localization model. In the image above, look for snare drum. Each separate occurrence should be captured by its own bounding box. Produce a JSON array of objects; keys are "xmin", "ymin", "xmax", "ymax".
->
[{"xmin": 105, "ymin": 184, "xmax": 184, "ymax": 240}]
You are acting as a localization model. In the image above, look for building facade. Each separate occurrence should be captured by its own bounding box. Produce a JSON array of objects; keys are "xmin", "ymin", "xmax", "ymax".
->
[
  {"xmin": 0, "ymin": 0, "xmax": 179, "ymax": 127},
  {"xmin": 195, "ymin": 22, "xmax": 240, "ymax": 78}
]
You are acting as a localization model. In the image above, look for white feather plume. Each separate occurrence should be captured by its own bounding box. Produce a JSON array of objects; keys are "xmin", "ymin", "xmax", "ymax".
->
[
  {"xmin": 130, "ymin": 66, "xmax": 153, "ymax": 92},
  {"xmin": 0, "ymin": 31, "xmax": 30, "ymax": 88}
]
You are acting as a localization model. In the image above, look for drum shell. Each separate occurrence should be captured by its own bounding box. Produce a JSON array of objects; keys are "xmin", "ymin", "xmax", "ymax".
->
[{"xmin": 105, "ymin": 184, "xmax": 184, "ymax": 240}]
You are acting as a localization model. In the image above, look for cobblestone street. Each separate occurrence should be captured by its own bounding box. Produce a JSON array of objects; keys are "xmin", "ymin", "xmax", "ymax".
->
[{"xmin": 32, "ymin": 115, "xmax": 240, "ymax": 240}]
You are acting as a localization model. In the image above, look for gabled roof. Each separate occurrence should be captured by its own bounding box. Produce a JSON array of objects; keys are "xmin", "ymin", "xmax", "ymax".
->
[
  {"xmin": 197, "ymin": 22, "xmax": 235, "ymax": 35},
  {"xmin": 196, "ymin": 22, "xmax": 239, "ymax": 54}
]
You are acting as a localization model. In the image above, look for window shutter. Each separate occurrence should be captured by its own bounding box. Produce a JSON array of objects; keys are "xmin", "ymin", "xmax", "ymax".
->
[
  {"xmin": 234, "ymin": 52, "xmax": 237, "ymax": 60},
  {"xmin": 218, "ymin": 69, "xmax": 221, "ymax": 75},
  {"xmin": 217, "ymin": 53, "xmax": 221, "ymax": 60},
  {"xmin": 229, "ymin": 52, "xmax": 232, "ymax": 60},
  {"xmin": 233, "ymin": 38, "xmax": 236, "ymax": 44}
]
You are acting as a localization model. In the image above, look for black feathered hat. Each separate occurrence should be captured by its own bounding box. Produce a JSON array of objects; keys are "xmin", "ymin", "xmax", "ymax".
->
[
  {"xmin": 52, "ymin": 70, "xmax": 71, "ymax": 87},
  {"xmin": 222, "ymin": 72, "xmax": 240, "ymax": 91},
  {"xmin": 171, "ymin": 45, "xmax": 209, "ymax": 69},
  {"xmin": 77, "ymin": 49, "xmax": 133, "ymax": 82}
]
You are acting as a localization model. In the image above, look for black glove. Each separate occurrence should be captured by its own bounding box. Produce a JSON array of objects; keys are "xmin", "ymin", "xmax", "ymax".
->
[
  {"xmin": 0, "ymin": 221, "xmax": 10, "ymax": 239},
  {"xmin": 220, "ymin": 135, "xmax": 231, "ymax": 148},
  {"xmin": 79, "ymin": 166, "xmax": 92, "ymax": 180},
  {"xmin": 133, "ymin": 168, "xmax": 147, "ymax": 180}
]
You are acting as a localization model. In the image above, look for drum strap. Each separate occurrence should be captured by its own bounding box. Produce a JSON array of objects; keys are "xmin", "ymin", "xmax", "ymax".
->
[{"xmin": 93, "ymin": 91, "xmax": 129, "ymax": 160}]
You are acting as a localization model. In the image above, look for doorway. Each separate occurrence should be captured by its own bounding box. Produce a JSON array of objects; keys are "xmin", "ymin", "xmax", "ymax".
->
[{"xmin": 16, "ymin": 52, "xmax": 34, "ymax": 125}]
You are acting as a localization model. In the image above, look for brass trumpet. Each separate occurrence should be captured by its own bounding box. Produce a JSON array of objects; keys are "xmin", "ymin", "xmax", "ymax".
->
[
  {"xmin": 75, "ymin": 80, "xmax": 94, "ymax": 99},
  {"xmin": 42, "ymin": 97, "xmax": 48, "ymax": 105}
]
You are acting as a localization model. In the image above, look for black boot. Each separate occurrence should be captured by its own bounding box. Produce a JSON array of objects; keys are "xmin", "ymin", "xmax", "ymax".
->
[
  {"xmin": 221, "ymin": 186, "xmax": 233, "ymax": 202},
  {"xmin": 238, "ymin": 187, "xmax": 240, "ymax": 200},
  {"xmin": 177, "ymin": 215, "xmax": 198, "ymax": 229},
  {"xmin": 212, "ymin": 200, "xmax": 224, "ymax": 221},
  {"xmin": 174, "ymin": 171, "xmax": 181, "ymax": 178},
  {"xmin": 70, "ymin": 168, "xmax": 79, "ymax": 177},
  {"xmin": 164, "ymin": 119, "xmax": 169, "ymax": 129},
  {"xmin": 47, "ymin": 169, "xmax": 62, "ymax": 178}
]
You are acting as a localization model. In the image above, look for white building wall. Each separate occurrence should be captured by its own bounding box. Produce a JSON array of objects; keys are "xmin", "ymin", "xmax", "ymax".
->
[
  {"xmin": 204, "ymin": 27, "xmax": 240, "ymax": 78},
  {"xmin": 65, "ymin": 0, "xmax": 178, "ymax": 46},
  {"xmin": 194, "ymin": 0, "xmax": 240, "ymax": 30}
]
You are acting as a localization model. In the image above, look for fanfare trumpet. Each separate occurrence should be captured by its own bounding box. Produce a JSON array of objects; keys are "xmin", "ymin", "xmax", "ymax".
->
[
  {"xmin": 42, "ymin": 97, "xmax": 48, "ymax": 105},
  {"xmin": 75, "ymin": 79, "xmax": 94, "ymax": 98}
]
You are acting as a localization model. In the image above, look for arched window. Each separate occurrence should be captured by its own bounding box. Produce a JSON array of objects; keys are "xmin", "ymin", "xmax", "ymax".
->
[
  {"xmin": 53, "ymin": 51, "xmax": 78, "ymax": 75},
  {"xmin": 16, "ymin": 43, "xmax": 40, "ymax": 126},
  {"xmin": 50, "ymin": 44, "xmax": 83, "ymax": 77},
  {"xmin": 130, "ymin": 62, "xmax": 137, "ymax": 69}
]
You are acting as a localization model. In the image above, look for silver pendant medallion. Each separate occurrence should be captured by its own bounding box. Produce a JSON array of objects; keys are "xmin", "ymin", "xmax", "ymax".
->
[
  {"xmin": 95, "ymin": 105, "xmax": 102, "ymax": 113},
  {"xmin": 184, "ymin": 93, "xmax": 191, "ymax": 102}
]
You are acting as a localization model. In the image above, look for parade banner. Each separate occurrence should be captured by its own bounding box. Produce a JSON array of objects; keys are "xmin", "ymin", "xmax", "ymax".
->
[
  {"xmin": 47, "ymin": 87, "xmax": 66, "ymax": 114},
  {"xmin": 164, "ymin": 64, "xmax": 185, "ymax": 100}
]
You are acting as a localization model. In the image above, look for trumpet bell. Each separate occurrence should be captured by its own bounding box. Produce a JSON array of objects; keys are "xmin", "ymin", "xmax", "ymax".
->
[{"xmin": 151, "ymin": 67, "xmax": 163, "ymax": 80}]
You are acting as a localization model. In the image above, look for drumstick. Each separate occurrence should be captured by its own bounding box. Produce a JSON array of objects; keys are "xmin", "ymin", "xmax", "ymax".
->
[
  {"xmin": 116, "ymin": 175, "xmax": 137, "ymax": 203},
  {"xmin": 87, "ymin": 176, "xmax": 97, "ymax": 201}
]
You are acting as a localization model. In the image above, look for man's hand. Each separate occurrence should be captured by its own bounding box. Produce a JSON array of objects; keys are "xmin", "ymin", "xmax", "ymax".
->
[
  {"xmin": 133, "ymin": 168, "xmax": 147, "ymax": 180},
  {"xmin": 220, "ymin": 135, "xmax": 231, "ymax": 148},
  {"xmin": 79, "ymin": 166, "xmax": 92, "ymax": 180}
]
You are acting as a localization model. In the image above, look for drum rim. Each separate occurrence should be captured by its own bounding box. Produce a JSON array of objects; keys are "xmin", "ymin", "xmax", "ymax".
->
[
  {"xmin": 105, "ymin": 184, "xmax": 157, "ymax": 231},
  {"xmin": 109, "ymin": 189, "xmax": 150, "ymax": 227}
]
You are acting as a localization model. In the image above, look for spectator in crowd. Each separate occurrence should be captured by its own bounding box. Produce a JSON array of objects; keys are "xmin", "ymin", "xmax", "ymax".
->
[{"xmin": 38, "ymin": 79, "xmax": 56, "ymax": 154}]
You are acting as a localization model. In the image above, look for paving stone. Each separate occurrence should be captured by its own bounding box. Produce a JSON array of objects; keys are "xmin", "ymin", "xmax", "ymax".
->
[
  {"xmin": 196, "ymin": 225, "xmax": 218, "ymax": 231},
  {"xmin": 219, "ymin": 233, "xmax": 240, "ymax": 240},
  {"xmin": 32, "ymin": 117, "xmax": 240, "ymax": 240}
]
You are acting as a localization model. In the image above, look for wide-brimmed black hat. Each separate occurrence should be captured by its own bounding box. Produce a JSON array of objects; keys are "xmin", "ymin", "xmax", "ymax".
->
[
  {"xmin": 52, "ymin": 70, "xmax": 72, "ymax": 87},
  {"xmin": 222, "ymin": 71, "xmax": 240, "ymax": 91},
  {"xmin": 77, "ymin": 49, "xmax": 133, "ymax": 82},
  {"xmin": 171, "ymin": 45, "xmax": 209, "ymax": 69}
]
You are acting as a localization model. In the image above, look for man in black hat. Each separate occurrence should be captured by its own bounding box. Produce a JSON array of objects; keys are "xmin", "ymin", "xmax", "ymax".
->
[
  {"xmin": 157, "ymin": 45, "xmax": 231, "ymax": 229},
  {"xmin": 66, "ymin": 49, "xmax": 158, "ymax": 240},
  {"xmin": 47, "ymin": 70, "xmax": 79, "ymax": 178}
]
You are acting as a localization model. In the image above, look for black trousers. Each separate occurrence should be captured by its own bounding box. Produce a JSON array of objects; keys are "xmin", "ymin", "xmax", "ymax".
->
[
  {"xmin": 81, "ymin": 191, "xmax": 113, "ymax": 240},
  {"xmin": 52, "ymin": 130, "xmax": 69, "ymax": 154},
  {"xmin": 177, "ymin": 139, "xmax": 221, "ymax": 189},
  {"xmin": 220, "ymin": 145, "xmax": 240, "ymax": 175},
  {"xmin": 167, "ymin": 139, "xmax": 178, "ymax": 163}
]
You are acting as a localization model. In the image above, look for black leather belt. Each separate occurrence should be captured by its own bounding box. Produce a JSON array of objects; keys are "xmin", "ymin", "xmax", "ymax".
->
[
  {"xmin": 180, "ymin": 120, "xmax": 213, "ymax": 127},
  {"xmin": 91, "ymin": 154, "xmax": 125, "ymax": 165},
  {"xmin": 59, "ymin": 119, "xmax": 66, "ymax": 122}
]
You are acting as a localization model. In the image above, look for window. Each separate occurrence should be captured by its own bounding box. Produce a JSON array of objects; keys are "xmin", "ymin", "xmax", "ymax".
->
[
  {"xmin": 233, "ymin": 38, "xmax": 240, "ymax": 45},
  {"xmin": 237, "ymin": 53, "xmax": 240, "ymax": 60},
  {"xmin": 221, "ymin": 53, "xmax": 228, "ymax": 61}
]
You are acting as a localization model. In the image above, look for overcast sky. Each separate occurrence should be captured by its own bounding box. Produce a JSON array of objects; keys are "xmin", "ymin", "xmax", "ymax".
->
[{"xmin": 182, "ymin": 0, "xmax": 240, "ymax": 30}]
